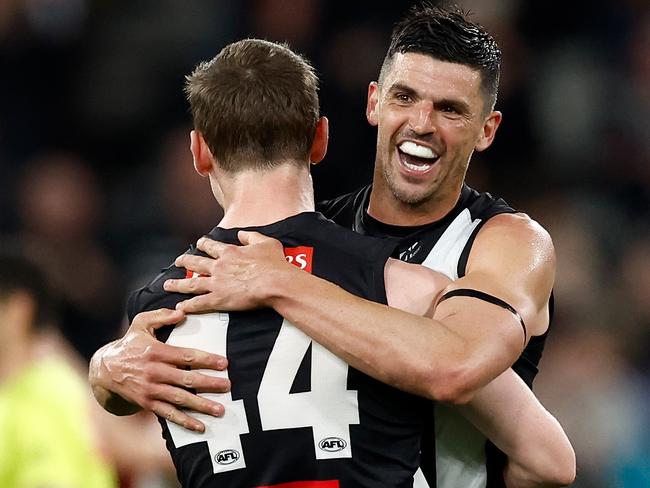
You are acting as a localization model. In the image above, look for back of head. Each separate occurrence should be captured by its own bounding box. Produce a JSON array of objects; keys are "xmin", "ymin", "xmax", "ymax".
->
[
  {"xmin": 380, "ymin": 2, "xmax": 501, "ymax": 111},
  {"xmin": 0, "ymin": 246, "xmax": 55, "ymax": 330},
  {"xmin": 185, "ymin": 39, "xmax": 320, "ymax": 173}
]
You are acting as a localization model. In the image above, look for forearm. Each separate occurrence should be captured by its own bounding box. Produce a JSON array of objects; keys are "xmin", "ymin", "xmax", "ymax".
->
[
  {"xmin": 458, "ymin": 370, "xmax": 575, "ymax": 487},
  {"xmin": 89, "ymin": 342, "xmax": 142, "ymax": 416},
  {"xmin": 171, "ymin": 234, "xmax": 527, "ymax": 403},
  {"xmin": 266, "ymin": 268, "xmax": 508, "ymax": 403},
  {"xmin": 502, "ymin": 408, "xmax": 576, "ymax": 488},
  {"xmin": 505, "ymin": 462, "xmax": 570, "ymax": 488}
]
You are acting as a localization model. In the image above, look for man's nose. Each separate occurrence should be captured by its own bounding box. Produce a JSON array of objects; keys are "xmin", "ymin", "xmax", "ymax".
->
[{"xmin": 411, "ymin": 102, "xmax": 436, "ymax": 135}]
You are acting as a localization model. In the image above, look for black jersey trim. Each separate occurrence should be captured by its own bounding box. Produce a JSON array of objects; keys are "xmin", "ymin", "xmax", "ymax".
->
[
  {"xmin": 439, "ymin": 288, "xmax": 527, "ymax": 343},
  {"xmin": 457, "ymin": 219, "xmax": 487, "ymax": 278},
  {"xmin": 457, "ymin": 210, "xmax": 518, "ymax": 278}
]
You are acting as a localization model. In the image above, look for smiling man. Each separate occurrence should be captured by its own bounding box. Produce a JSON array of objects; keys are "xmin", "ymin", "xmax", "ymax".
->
[{"xmin": 367, "ymin": 55, "xmax": 500, "ymax": 222}]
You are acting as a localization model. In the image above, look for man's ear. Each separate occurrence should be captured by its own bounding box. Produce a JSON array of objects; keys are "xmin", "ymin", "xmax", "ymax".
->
[
  {"xmin": 310, "ymin": 116, "xmax": 329, "ymax": 165},
  {"xmin": 475, "ymin": 111, "xmax": 502, "ymax": 152},
  {"xmin": 366, "ymin": 81, "xmax": 380, "ymax": 127},
  {"xmin": 190, "ymin": 130, "xmax": 214, "ymax": 176}
]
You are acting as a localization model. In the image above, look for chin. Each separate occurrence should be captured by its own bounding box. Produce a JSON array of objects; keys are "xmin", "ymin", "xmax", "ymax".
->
[{"xmin": 390, "ymin": 185, "xmax": 436, "ymax": 207}]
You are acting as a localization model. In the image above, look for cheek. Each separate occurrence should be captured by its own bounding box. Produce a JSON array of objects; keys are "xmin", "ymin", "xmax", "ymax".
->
[
  {"xmin": 437, "ymin": 120, "xmax": 475, "ymax": 149},
  {"xmin": 377, "ymin": 119, "xmax": 395, "ymax": 146},
  {"xmin": 379, "ymin": 111, "xmax": 407, "ymax": 141}
]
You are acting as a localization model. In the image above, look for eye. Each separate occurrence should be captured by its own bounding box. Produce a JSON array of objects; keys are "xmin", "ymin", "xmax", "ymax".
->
[
  {"xmin": 395, "ymin": 93, "xmax": 412, "ymax": 103},
  {"xmin": 440, "ymin": 105, "xmax": 458, "ymax": 114}
]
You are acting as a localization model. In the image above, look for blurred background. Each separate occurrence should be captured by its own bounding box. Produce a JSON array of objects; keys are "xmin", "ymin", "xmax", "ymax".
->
[{"xmin": 0, "ymin": 0, "xmax": 648, "ymax": 486}]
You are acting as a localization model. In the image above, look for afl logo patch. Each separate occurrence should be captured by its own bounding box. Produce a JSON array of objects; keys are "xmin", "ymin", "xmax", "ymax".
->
[
  {"xmin": 215, "ymin": 449, "xmax": 240, "ymax": 465},
  {"xmin": 318, "ymin": 437, "xmax": 347, "ymax": 452}
]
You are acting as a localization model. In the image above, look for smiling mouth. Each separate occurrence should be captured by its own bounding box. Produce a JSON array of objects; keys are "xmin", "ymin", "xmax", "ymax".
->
[{"xmin": 397, "ymin": 141, "xmax": 440, "ymax": 173}]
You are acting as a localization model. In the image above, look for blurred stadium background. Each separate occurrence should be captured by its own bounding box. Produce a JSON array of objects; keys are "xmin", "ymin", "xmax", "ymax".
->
[{"xmin": 0, "ymin": 0, "xmax": 648, "ymax": 486}]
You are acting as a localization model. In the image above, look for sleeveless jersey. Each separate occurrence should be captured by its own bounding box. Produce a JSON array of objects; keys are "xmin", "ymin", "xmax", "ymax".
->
[
  {"xmin": 317, "ymin": 184, "xmax": 551, "ymax": 488},
  {"xmin": 128, "ymin": 212, "xmax": 432, "ymax": 488}
]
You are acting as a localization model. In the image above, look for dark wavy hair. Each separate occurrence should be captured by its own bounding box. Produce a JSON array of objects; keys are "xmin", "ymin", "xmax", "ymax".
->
[{"xmin": 379, "ymin": 2, "xmax": 501, "ymax": 111}]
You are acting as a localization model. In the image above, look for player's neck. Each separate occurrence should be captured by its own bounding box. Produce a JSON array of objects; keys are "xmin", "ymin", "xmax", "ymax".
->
[
  {"xmin": 367, "ymin": 181, "xmax": 462, "ymax": 227},
  {"xmin": 218, "ymin": 164, "xmax": 315, "ymax": 229}
]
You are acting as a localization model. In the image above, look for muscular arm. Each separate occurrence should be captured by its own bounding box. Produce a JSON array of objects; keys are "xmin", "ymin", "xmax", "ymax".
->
[
  {"xmin": 91, "ymin": 217, "xmax": 573, "ymax": 486},
  {"xmin": 169, "ymin": 215, "xmax": 555, "ymax": 403},
  {"xmin": 460, "ymin": 370, "xmax": 575, "ymax": 487},
  {"xmin": 164, "ymin": 221, "xmax": 572, "ymax": 484},
  {"xmin": 369, "ymin": 238, "xmax": 573, "ymax": 486},
  {"xmin": 383, "ymin": 254, "xmax": 573, "ymax": 485}
]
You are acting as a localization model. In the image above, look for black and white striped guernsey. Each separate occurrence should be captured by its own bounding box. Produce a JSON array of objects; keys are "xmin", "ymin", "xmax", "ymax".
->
[{"xmin": 318, "ymin": 184, "xmax": 551, "ymax": 488}]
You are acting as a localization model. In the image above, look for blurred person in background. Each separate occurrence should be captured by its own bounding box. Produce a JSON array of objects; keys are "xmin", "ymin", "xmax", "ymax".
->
[
  {"xmin": 113, "ymin": 127, "xmax": 224, "ymax": 294},
  {"xmin": 0, "ymin": 245, "xmax": 117, "ymax": 488},
  {"xmin": 531, "ymin": 197, "xmax": 650, "ymax": 488},
  {"xmin": 0, "ymin": 244, "xmax": 178, "ymax": 488}
]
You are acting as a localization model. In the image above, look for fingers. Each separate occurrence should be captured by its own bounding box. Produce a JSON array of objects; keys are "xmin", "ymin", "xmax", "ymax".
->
[
  {"xmin": 146, "ymin": 368, "xmax": 231, "ymax": 432},
  {"xmin": 175, "ymin": 294, "xmax": 217, "ymax": 314},
  {"xmin": 163, "ymin": 367, "xmax": 231, "ymax": 394},
  {"xmin": 197, "ymin": 237, "xmax": 234, "ymax": 258},
  {"xmin": 151, "ymin": 342, "xmax": 228, "ymax": 370},
  {"xmin": 131, "ymin": 308, "xmax": 185, "ymax": 332},
  {"xmin": 164, "ymin": 275, "xmax": 214, "ymax": 295},
  {"xmin": 237, "ymin": 230, "xmax": 272, "ymax": 246},
  {"xmin": 150, "ymin": 400, "xmax": 213, "ymax": 433},
  {"xmin": 153, "ymin": 383, "xmax": 225, "ymax": 416},
  {"xmin": 174, "ymin": 254, "xmax": 215, "ymax": 276}
]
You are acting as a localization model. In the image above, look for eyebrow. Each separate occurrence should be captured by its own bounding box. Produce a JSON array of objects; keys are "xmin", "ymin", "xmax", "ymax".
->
[
  {"xmin": 388, "ymin": 82, "xmax": 472, "ymax": 115},
  {"xmin": 388, "ymin": 82, "xmax": 418, "ymax": 99},
  {"xmin": 435, "ymin": 98, "xmax": 471, "ymax": 115}
]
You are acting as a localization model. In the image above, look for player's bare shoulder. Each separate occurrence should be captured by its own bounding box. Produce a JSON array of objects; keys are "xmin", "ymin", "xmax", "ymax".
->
[
  {"xmin": 473, "ymin": 212, "xmax": 555, "ymax": 270},
  {"xmin": 384, "ymin": 258, "xmax": 451, "ymax": 318},
  {"xmin": 463, "ymin": 212, "xmax": 556, "ymax": 337}
]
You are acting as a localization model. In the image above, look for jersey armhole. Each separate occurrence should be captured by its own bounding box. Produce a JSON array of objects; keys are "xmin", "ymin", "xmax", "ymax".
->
[
  {"xmin": 457, "ymin": 220, "xmax": 486, "ymax": 278},
  {"xmin": 456, "ymin": 210, "xmax": 518, "ymax": 278}
]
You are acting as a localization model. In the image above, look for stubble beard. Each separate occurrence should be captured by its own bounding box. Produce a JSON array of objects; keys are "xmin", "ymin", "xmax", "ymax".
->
[
  {"xmin": 381, "ymin": 152, "xmax": 470, "ymax": 211},
  {"xmin": 382, "ymin": 163, "xmax": 440, "ymax": 208}
]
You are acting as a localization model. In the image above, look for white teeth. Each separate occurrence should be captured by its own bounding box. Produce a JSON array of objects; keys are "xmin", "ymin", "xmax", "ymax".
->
[
  {"xmin": 399, "ymin": 141, "xmax": 437, "ymax": 159},
  {"xmin": 403, "ymin": 160, "xmax": 431, "ymax": 172}
]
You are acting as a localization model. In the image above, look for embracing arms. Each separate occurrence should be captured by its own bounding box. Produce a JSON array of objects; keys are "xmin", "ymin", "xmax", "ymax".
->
[
  {"xmin": 165, "ymin": 214, "xmax": 555, "ymax": 404},
  {"xmin": 88, "ymin": 213, "xmax": 573, "ymax": 484},
  {"xmin": 91, "ymin": 214, "xmax": 553, "ymax": 415}
]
